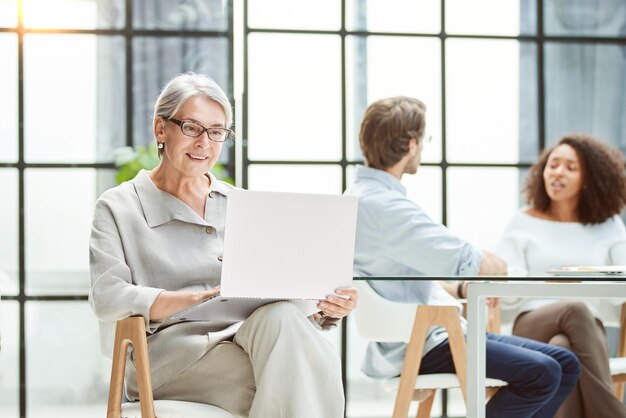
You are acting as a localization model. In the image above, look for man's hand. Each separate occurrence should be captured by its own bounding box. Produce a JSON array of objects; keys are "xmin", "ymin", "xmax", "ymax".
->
[{"xmin": 478, "ymin": 250, "xmax": 507, "ymax": 276}]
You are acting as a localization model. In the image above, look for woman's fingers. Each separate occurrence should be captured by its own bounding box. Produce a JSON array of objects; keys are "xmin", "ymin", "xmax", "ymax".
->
[
  {"xmin": 317, "ymin": 287, "xmax": 359, "ymax": 318},
  {"xmin": 205, "ymin": 285, "xmax": 221, "ymax": 299},
  {"xmin": 336, "ymin": 287, "xmax": 359, "ymax": 307}
]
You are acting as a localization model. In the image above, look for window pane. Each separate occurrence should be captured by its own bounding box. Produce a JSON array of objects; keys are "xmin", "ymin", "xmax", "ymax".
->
[
  {"xmin": 25, "ymin": 169, "xmax": 117, "ymax": 295},
  {"xmin": 133, "ymin": 36, "xmax": 230, "ymax": 165},
  {"xmin": 23, "ymin": 0, "xmax": 124, "ymax": 29},
  {"xmin": 248, "ymin": 34, "xmax": 342, "ymax": 161},
  {"xmin": 447, "ymin": 168, "xmax": 520, "ymax": 250},
  {"xmin": 0, "ymin": 301, "xmax": 18, "ymax": 418},
  {"xmin": 346, "ymin": 36, "xmax": 442, "ymax": 163},
  {"xmin": 24, "ymin": 34, "xmax": 126, "ymax": 163},
  {"xmin": 545, "ymin": 42, "xmax": 626, "ymax": 153},
  {"xmin": 345, "ymin": 0, "xmax": 440, "ymax": 33},
  {"xmin": 446, "ymin": 40, "xmax": 538, "ymax": 163},
  {"xmin": 248, "ymin": 165, "xmax": 342, "ymax": 194},
  {"xmin": 0, "ymin": 169, "xmax": 18, "ymax": 296},
  {"xmin": 446, "ymin": 0, "xmax": 535, "ymax": 35},
  {"xmin": 133, "ymin": 0, "xmax": 228, "ymax": 31},
  {"xmin": 26, "ymin": 301, "xmax": 109, "ymax": 417},
  {"xmin": 0, "ymin": 0, "xmax": 16, "ymax": 28},
  {"xmin": 544, "ymin": 0, "xmax": 626, "ymax": 37},
  {"xmin": 0, "ymin": 33, "xmax": 17, "ymax": 162},
  {"xmin": 248, "ymin": 0, "xmax": 340, "ymax": 30}
]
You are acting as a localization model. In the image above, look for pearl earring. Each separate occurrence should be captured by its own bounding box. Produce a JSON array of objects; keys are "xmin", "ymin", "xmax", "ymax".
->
[{"xmin": 157, "ymin": 142, "xmax": 164, "ymax": 149}]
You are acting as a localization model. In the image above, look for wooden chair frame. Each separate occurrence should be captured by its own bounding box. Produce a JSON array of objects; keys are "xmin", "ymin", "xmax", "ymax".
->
[
  {"xmin": 107, "ymin": 316, "xmax": 156, "ymax": 418},
  {"xmin": 393, "ymin": 305, "xmax": 500, "ymax": 418}
]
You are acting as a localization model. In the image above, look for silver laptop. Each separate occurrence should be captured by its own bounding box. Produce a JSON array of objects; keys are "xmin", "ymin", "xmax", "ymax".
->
[{"xmin": 170, "ymin": 189, "xmax": 358, "ymax": 321}]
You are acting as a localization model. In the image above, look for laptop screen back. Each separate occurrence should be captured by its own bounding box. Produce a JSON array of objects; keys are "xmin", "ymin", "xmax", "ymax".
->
[{"xmin": 220, "ymin": 189, "xmax": 358, "ymax": 300}]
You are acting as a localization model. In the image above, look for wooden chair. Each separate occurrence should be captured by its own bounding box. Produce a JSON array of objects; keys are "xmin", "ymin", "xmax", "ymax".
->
[
  {"xmin": 107, "ymin": 316, "xmax": 234, "ymax": 418},
  {"xmin": 352, "ymin": 281, "xmax": 507, "ymax": 418}
]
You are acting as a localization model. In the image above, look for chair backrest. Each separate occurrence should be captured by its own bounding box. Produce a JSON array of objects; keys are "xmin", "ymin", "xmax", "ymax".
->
[{"xmin": 352, "ymin": 281, "xmax": 418, "ymax": 343}]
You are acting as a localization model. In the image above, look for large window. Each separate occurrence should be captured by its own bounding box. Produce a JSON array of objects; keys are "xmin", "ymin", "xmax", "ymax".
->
[
  {"xmin": 0, "ymin": 1, "xmax": 233, "ymax": 416},
  {"xmin": 240, "ymin": 0, "xmax": 626, "ymax": 416}
]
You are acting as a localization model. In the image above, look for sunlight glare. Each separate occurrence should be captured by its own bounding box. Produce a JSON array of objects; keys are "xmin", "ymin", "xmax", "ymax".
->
[
  {"xmin": 23, "ymin": 0, "xmax": 97, "ymax": 29},
  {"xmin": 0, "ymin": 0, "xmax": 18, "ymax": 27}
]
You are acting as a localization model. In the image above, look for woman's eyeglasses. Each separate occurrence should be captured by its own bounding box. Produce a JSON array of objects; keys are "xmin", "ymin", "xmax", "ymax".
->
[{"xmin": 168, "ymin": 118, "xmax": 235, "ymax": 143}]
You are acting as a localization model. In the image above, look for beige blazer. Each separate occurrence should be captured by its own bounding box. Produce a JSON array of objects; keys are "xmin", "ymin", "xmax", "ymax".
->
[{"xmin": 89, "ymin": 169, "xmax": 240, "ymax": 392}]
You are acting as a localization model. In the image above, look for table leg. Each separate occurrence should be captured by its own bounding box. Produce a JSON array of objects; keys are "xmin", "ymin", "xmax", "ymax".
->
[{"xmin": 466, "ymin": 284, "xmax": 487, "ymax": 418}]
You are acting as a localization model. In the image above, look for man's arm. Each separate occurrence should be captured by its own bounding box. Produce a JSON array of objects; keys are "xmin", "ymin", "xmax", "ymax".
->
[
  {"xmin": 378, "ymin": 197, "xmax": 483, "ymax": 276},
  {"xmin": 438, "ymin": 251, "xmax": 506, "ymax": 303},
  {"xmin": 439, "ymin": 281, "xmax": 461, "ymax": 299}
]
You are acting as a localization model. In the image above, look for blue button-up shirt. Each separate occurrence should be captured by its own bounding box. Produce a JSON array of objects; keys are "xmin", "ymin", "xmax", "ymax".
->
[{"xmin": 345, "ymin": 165, "xmax": 482, "ymax": 378}]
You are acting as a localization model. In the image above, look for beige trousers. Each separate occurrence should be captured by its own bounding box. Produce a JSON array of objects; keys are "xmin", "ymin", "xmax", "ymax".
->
[
  {"xmin": 513, "ymin": 300, "xmax": 626, "ymax": 418},
  {"xmin": 147, "ymin": 301, "xmax": 344, "ymax": 418}
]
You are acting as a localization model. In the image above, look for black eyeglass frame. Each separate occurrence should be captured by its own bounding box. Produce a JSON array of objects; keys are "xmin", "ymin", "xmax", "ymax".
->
[{"xmin": 167, "ymin": 117, "xmax": 235, "ymax": 142}]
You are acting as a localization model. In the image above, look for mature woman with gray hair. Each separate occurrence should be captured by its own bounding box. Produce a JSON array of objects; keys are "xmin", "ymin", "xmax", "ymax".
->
[{"xmin": 89, "ymin": 72, "xmax": 357, "ymax": 417}]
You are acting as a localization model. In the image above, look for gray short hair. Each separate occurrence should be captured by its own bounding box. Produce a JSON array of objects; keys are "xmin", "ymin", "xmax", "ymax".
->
[{"xmin": 153, "ymin": 72, "xmax": 232, "ymax": 128}]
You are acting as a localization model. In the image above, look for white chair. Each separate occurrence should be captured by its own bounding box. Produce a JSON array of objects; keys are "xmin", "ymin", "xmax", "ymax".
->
[
  {"xmin": 352, "ymin": 281, "xmax": 507, "ymax": 418},
  {"xmin": 106, "ymin": 316, "xmax": 234, "ymax": 418}
]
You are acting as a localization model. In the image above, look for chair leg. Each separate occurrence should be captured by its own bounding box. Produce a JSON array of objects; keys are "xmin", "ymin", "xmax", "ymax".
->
[
  {"xmin": 485, "ymin": 387, "xmax": 500, "ymax": 402},
  {"xmin": 415, "ymin": 391, "xmax": 436, "ymax": 418},
  {"xmin": 392, "ymin": 307, "xmax": 432, "ymax": 418},
  {"xmin": 106, "ymin": 317, "xmax": 156, "ymax": 418},
  {"xmin": 615, "ymin": 382, "xmax": 625, "ymax": 401},
  {"xmin": 107, "ymin": 321, "xmax": 133, "ymax": 418}
]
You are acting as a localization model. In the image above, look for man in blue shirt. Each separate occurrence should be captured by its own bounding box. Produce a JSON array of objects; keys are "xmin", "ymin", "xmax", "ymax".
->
[{"xmin": 346, "ymin": 96, "xmax": 580, "ymax": 417}]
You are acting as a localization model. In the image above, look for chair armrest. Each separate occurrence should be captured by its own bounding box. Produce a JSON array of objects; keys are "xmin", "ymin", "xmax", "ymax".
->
[{"xmin": 107, "ymin": 316, "xmax": 156, "ymax": 418}]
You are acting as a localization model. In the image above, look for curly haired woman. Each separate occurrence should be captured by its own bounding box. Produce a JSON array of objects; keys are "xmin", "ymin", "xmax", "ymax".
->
[{"xmin": 497, "ymin": 134, "xmax": 626, "ymax": 418}]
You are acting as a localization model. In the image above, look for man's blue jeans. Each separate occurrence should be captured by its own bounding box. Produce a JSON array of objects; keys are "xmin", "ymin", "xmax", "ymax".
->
[{"xmin": 420, "ymin": 333, "xmax": 581, "ymax": 418}]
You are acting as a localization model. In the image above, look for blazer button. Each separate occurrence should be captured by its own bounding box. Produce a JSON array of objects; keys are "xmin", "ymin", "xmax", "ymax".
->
[
  {"xmin": 206, "ymin": 226, "xmax": 215, "ymax": 234},
  {"xmin": 217, "ymin": 255, "xmax": 223, "ymax": 262}
]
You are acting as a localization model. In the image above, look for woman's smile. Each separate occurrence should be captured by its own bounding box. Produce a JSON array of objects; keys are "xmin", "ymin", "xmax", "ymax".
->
[{"xmin": 186, "ymin": 152, "xmax": 209, "ymax": 161}]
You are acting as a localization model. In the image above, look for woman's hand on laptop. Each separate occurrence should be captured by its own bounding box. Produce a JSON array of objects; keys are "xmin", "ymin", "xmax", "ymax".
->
[
  {"xmin": 149, "ymin": 286, "xmax": 221, "ymax": 320},
  {"xmin": 317, "ymin": 287, "xmax": 359, "ymax": 319}
]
